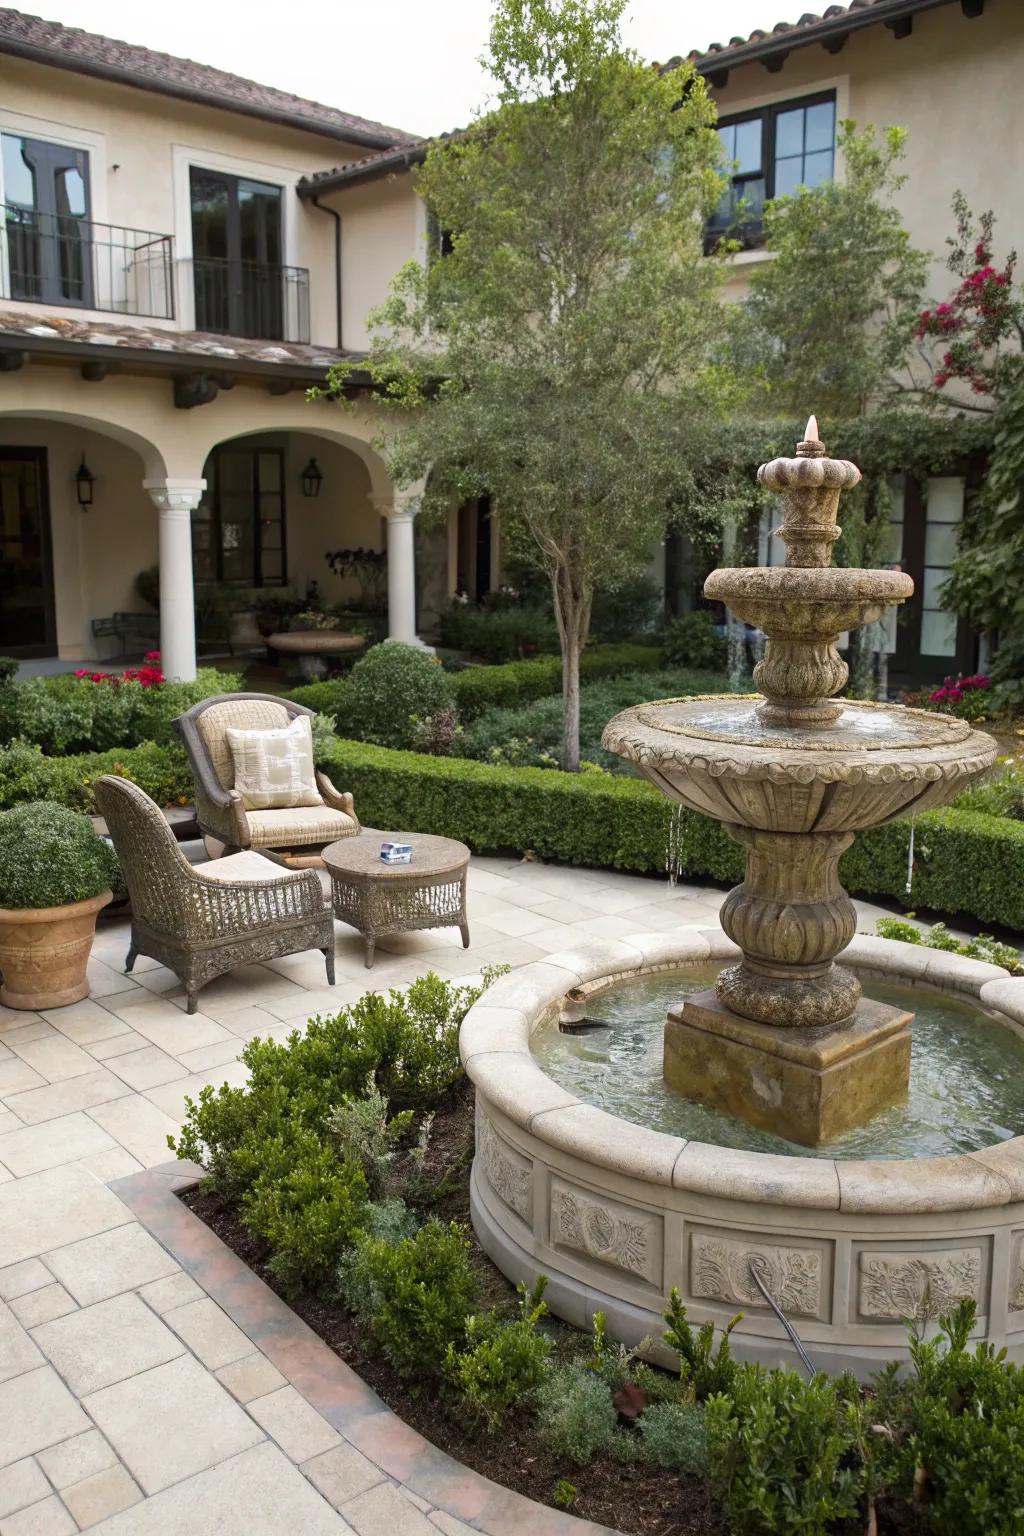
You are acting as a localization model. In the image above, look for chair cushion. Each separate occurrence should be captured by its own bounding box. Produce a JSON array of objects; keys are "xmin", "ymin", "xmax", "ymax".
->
[
  {"xmin": 197, "ymin": 698, "xmax": 292, "ymax": 790},
  {"xmin": 246, "ymin": 806, "xmax": 358, "ymax": 848},
  {"xmin": 195, "ymin": 851, "xmax": 301, "ymax": 884},
  {"xmin": 226, "ymin": 715, "xmax": 321, "ymax": 811}
]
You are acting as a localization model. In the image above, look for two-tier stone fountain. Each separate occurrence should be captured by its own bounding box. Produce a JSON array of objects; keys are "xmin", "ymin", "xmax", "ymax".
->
[{"xmin": 602, "ymin": 418, "xmax": 998, "ymax": 1146}]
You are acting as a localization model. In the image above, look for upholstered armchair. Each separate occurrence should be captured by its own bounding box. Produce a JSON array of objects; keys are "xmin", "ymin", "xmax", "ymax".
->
[
  {"xmin": 94, "ymin": 775, "xmax": 335, "ymax": 1013},
  {"xmin": 174, "ymin": 694, "xmax": 359, "ymax": 860}
]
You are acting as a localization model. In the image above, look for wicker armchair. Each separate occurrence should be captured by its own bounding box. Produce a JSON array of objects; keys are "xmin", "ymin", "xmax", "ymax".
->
[
  {"xmin": 94, "ymin": 775, "xmax": 335, "ymax": 1014},
  {"xmin": 174, "ymin": 693, "xmax": 359, "ymax": 859}
]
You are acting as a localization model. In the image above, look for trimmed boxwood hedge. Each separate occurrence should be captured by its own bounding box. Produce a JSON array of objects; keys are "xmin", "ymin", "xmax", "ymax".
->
[
  {"xmin": 318, "ymin": 738, "xmax": 1024, "ymax": 934},
  {"xmin": 288, "ymin": 643, "xmax": 664, "ymax": 726},
  {"xmin": 0, "ymin": 740, "xmax": 193, "ymax": 814}
]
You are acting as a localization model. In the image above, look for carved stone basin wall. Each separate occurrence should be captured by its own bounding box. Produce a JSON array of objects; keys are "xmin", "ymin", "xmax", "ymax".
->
[{"xmin": 462, "ymin": 929, "xmax": 1024, "ymax": 1377}]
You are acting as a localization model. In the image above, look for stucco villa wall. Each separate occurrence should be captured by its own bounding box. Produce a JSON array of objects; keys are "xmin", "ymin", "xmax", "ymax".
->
[
  {"xmin": 328, "ymin": 175, "xmax": 426, "ymax": 353},
  {"xmin": 276, "ymin": 431, "xmax": 382, "ymax": 606},
  {"xmin": 712, "ymin": 0, "xmax": 1023, "ymax": 302},
  {"xmin": 0, "ymin": 55, "xmax": 382, "ymax": 347}
]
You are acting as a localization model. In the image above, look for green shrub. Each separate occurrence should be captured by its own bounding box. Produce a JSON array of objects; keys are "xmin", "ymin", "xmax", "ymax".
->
[
  {"xmin": 636, "ymin": 1401, "xmax": 708, "ymax": 1476},
  {"xmin": 459, "ymin": 666, "xmax": 729, "ymax": 771},
  {"xmin": 954, "ymin": 762, "xmax": 1024, "ymax": 819},
  {"xmin": 0, "ymin": 801, "xmax": 120, "ymax": 909},
  {"xmin": 662, "ymin": 1288, "xmax": 740, "ymax": 1400},
  {"xmin": 336, "ymin": 1199, "xmax": 421, "ymax": 1316},
  {"xmin": 876, "ymin": 916, "xmax": 1021, "ymax": 972},
  {"xmin": 242, "ymin": 1132, "xmax": 369, "ymax": 1294},
  {"xmin": 0, "ymin": 668, "xmax": 240, "ymax": 754},
  {"xmin": 705, "ymin": 1365, "xmax": 869, "ymax": 1536},
  {"xmin": 345, "ymin": 1219, "xmax": 479, "ymax": 1378},
  {"xmin": 590, "ymin": 575, "xmax": 663, "ymax": 642},
  {"xmin": 661, "ymin": 611, "xmax": 728, "ymax": 671},
  {"xmin": 316, "ymin": 738, "xmax": 1024, "ymax": 933},
  {"xmin": 870, "ymin": 1301, "xmax": 1024, "ymax": 1536},
  {"xmin": 172, "ymin": 971, "xmax": 494, "ymax": 1205},
  {"xmin": 451, "ymin": 644, "xmax": 662, "ymax": 719},
  {"xmin": 535, "ymin": 1363, "xmax": 621, "ymax": 1464},
  {"xmin": 346, "ymin": 643, "xmax": 455, "ymax": 750},
  {"xmin": 0, "ymin": 656, "xmax": 18, "ymax": 684},
  {"xmin": 553, "ymin": 1480, "xmax": 578, "ymax": 1510},
  {"xmin": 288, "ymin": 678, "xmax": 355, "ymax": 732},
  {"xmin": 445, "ymin": 1278, "xmax": 551, "ymax": 1430},
  {"xmin": 0, "ymin": 740, "xmax": 192, "ymax": 813},
  {"xmin": 439, "ymin": 601, "xmax": 558, "ymax": 662},
  {"xmin": 329, "ymin": 1084, "xmax": 413, "ymax": 1195}
]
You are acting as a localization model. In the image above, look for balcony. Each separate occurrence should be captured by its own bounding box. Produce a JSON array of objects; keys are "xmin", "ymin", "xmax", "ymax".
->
[
  {"xmin": 186, "ymin": 257, "xmax": 310, "ymax": 344},
  {"xmin": 1, "ymin": 207, "xmax": 175, "ymax": 319}
]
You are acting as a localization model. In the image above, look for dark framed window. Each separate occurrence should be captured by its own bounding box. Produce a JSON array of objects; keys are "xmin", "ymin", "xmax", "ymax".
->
[
  {"xmin": 192, "ymin": 445, "xmax": 286, "ymax": 587},
  {"xmin": 190, "ymin": 168, "xmax": 284, "ymax": 338},
  {"xmin": 708, "ymin": 91, "xmax": 836, "ymax": 247},
  {"xmin": 2, "ymin": 133, "xmax": 93, "ymax": 306}
]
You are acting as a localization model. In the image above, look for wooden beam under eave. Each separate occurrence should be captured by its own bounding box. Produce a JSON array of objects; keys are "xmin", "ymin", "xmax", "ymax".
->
[
  {"xmin": 885, "ymin": 16, "xmax": 913, "ymax": 38},
  {"xmin": 764, "ymin": 51, "xmax": 788, "ymax": 73},
  {"xmin": 708, "ymin": 68, "xmax": 729, "ymax": 89},
  {"xmin": 173, "ymin": 374, "xmax": 219, "ymax": 409},
  {"xmin": 823, "ymin": 33, "xmax": 848, "ymax": 54},
  {"xmin": 81, "ymin": 360, "xmax": 114, "ymax": 382},
  {"xmin": 961, "ymin": 0, "xmax": 984, "ymax": 16},
  {"xmin": 267, "ymin": 379, "xmax": 293, "ymax": 396},
  {"xmin": 0, "ymin": 350, "xmax": 24, "ymax": 372}
]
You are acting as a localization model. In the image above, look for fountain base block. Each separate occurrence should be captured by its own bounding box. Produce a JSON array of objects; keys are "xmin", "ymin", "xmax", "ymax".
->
[{"xmin": 664, "ymin": 990, "xmax": 912, "ymax": 1147}]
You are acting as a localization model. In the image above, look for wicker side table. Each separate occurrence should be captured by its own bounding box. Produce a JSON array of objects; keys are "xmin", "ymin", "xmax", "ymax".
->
[{"xmin": 322, "ymin": 830, "xmax": 471, "ymax": 968}]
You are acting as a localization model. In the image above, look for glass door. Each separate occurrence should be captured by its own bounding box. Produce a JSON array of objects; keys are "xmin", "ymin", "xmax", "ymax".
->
[
  {"xmin": 193, "ymin": 445, "xmax": 286, "ymax": 587},
  {"xmin": 190, "ymin": 169, "xmax": 283, "ymax": 338},
  {"xmin": 1, "ymin": 134, "xmax": 92, "ymax": 307},
  {"xmin": 0, "ymin": 448, "xmax": 55, "ymax": 658}
]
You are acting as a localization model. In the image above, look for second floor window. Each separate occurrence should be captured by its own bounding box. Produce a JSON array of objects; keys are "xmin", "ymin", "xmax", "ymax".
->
[
  {"xmin": 2, "ymin": 133, "xmax": 92, "ymax": 306},
  {"xmin": 709, "ymin": 92, "xmax": 836, "ymax": 248},
  {"xmin": 190, "ymin": 168, "xmax": 284, "ymax": 339}
]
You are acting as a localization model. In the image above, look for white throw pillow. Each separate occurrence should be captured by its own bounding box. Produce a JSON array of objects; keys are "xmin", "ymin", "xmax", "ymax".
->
[{"xmin": 225, "ymin": 714, "xmax": 322, "ymax": 811}]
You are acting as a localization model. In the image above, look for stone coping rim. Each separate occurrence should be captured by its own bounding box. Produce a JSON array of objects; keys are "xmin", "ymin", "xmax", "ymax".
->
[
  {"xmin": 114, "ymin": 1161, "xmax": 621, "ymax": 1536},
  {"xmin": 461, "ymin": 929, "xmax": 1021, "ymax": 1215}
]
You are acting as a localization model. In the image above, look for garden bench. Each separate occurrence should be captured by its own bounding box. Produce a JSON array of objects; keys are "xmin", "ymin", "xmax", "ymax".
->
[{"xmin": 91, "ymin": 612, "xmax": 160, "ymax": 653}]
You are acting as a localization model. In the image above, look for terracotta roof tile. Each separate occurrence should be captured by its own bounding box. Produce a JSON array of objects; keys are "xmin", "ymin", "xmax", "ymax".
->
[{"xmin": 0, "ymin": 6, "xmax": 417, "ymax": 149}]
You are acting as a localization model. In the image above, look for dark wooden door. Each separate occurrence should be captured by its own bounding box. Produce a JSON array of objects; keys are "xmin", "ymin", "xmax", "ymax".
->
[{"xmin": 0, "ymin": 447, "xmax": 55, "ymax": 658}]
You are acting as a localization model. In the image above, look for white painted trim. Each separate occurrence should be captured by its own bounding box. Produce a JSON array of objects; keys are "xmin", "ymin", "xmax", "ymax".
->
[{"xmin": 0, "ymin": 108, "xmax": 108, "ymax": 224}]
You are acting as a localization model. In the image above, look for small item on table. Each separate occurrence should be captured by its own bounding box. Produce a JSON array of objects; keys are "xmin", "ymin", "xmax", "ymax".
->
[{"xmin": 380, "ymin": 841, "xmax": 413, "ymax": 865}]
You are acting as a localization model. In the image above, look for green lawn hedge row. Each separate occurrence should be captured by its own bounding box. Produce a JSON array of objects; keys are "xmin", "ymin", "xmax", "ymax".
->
[
  {"xmin": 320, "ymin": 738, "xmax": 1024, "ymax": 934},
  {"xmin": 288, "ymin": 643, "xmax": 663, "ymax": 725},
  {"xmin": 0, "ymin": 740, "xmax": 193, "ymax": 814}
]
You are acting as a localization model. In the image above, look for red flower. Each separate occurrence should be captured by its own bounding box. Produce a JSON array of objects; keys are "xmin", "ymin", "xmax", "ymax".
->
[
  {"xmin": 933, "ymin": 370, "xmax": 950, "ymax": 388},
  {"xmin": 144, "ymin": 650, "xmax": 161, "ymax": 662}
]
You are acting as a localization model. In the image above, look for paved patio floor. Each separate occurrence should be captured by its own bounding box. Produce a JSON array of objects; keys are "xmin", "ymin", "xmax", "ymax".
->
[{"xmin": 0, "ymin": 852, "xmax": 896, "ymax": 1534}]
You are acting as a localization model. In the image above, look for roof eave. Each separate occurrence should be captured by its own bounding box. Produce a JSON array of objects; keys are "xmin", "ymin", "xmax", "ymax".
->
[
  {"xmin": 0, "ymin": 35, "xmax": 406, "ymax": 151},
  {"xmin": 298, "ymin": 146, "xmax": 428, "ymax": 198},
  {"xmin": 688, "ymin": 0, "xmax": 957, "ymax": 77},
  {"xmin": 0, "ymin": 330, "xmax": 373, "ymax": 386}
]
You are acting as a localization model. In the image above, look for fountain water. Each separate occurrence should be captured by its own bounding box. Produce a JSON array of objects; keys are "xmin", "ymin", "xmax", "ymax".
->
[{"xmin": 602, "ymin": 418, "xmax": 997, "ymax": 1145}]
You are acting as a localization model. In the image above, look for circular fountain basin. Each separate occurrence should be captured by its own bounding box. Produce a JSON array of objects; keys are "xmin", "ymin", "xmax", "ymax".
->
[{"xmin": 461, "ymin": 929, "xmax": 1024, "ymax": 1377}]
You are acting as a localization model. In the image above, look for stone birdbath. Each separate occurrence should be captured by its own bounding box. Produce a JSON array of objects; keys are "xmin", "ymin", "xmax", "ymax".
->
[
  {"xmin": 266, "ymin": 628, "xmax": 365, "ymax": 681},
  {"xmin": 603, "ymin": 417, "xmax": 997, "ymax": 1146}
]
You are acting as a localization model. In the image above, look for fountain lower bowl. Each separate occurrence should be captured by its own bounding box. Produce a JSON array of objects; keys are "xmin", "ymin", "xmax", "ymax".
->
[{"xmin": 462, "ymin": 929, "xmax": 1024, "ymax": 1376}]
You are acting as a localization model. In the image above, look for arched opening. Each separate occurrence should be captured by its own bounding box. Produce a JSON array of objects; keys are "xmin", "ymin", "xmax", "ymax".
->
[
  {"xmin": 192, "ymin": 427, "xmax": 393, "ymax": 661},
  {"xmin": 0, "ymin": 411, "xmax": 165, "ymax": 664}
]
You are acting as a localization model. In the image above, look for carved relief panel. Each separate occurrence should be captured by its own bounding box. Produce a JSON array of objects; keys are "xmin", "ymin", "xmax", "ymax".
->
[
  {"xmin": 856, "ymin": 1247, "xmax": 984, "ymax": 1322},
  {"xmin": 688, "ymin": 1229, "xmax": 828, "ymax": 1320},
  {"xmin": 476, "ymin": 1110, "xmax": 533, "ymax": 1223},
  {"xmin": 550, "ymin": 1178, "xmax": 663, "ymax": 1286}
]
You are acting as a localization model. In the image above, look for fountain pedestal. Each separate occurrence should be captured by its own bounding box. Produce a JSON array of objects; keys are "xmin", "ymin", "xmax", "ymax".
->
[
  {"xmin": 666, "ymin": 992, "xmax": 912, "ymax": 1146},
  {"xmin": 603, "ymin": 417, "xmax": 997, "ymax": 1147}
]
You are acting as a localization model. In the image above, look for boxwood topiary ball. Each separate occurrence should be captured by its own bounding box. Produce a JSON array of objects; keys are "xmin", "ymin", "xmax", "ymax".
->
[{"xmin": 0, "ymin": 800, "xmax": 120, "ymax": 910}]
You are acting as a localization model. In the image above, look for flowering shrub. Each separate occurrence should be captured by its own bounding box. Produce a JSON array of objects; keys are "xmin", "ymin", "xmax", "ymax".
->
[
  {"xmin": 74, "ymin": 651, "xmax": 166, "ymax": 688},
  {"xmin": 916, "ymin": 196, "xmax": 1022, "ymax": 399},
  {"xmin": 904, "ymin": 674, "xmax": 993, "ymax": 722}
]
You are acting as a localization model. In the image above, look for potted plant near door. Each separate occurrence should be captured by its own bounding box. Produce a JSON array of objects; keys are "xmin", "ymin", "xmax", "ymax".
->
[{"xmin": 0, "ymin": 801, "xmax": 119, "ymax": 1009}]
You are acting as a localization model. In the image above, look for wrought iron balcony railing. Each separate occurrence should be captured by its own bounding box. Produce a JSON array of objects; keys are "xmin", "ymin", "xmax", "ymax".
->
[
  {"xmin": 1, "ymin": 206, "xmax": 175, "ymax": 319},
  {"xmin": 186, "ymin": 257, "xmax": 310, "ymax": 344}
]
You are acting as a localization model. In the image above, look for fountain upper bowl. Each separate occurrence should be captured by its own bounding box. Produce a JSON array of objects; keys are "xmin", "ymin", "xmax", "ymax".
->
[{"xmin": 705, "ymin": 567, "xmax": 914, "ymax": 636}]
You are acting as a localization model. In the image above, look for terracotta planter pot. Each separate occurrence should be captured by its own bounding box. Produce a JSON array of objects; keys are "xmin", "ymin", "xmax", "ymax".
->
[{"xmin": 0, "ymin": 890, "xmax": 113, "ymax": 1010}]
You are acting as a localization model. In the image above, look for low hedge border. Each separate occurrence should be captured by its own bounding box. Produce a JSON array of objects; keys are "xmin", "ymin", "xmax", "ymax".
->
[
  {"xmin": 5, "ymin": 732, "xmax": 1022, "ymax": 934},
  {"xmin": 288, "ymin": 643, "xmax": 663, "ymax": 725},
  {"xmin": 319, "ymin": 739, "xmax": 1024, "ymax": 934}
]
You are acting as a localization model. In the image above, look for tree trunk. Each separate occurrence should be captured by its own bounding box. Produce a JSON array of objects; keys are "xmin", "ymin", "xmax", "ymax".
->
[{"xmin": 552, "ymin": 561, "xmax": 590, "ymax": 773}]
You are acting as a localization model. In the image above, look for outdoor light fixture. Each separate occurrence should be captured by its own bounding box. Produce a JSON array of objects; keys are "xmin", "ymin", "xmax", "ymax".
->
[
  {"xmin": 75, "ymin": 454, "xmax": 95, "ymax": 509},
  {"xmin": 300, "ymin": 458, "xmax": 323, "ymax": 498}
]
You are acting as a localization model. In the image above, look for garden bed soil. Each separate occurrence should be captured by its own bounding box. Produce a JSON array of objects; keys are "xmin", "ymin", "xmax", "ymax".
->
[{"xmin": 182, "ymin": 1078, "xmax": 721, "ymax": 1536}]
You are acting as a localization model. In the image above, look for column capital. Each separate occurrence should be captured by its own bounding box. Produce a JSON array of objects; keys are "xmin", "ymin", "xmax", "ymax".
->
[
  {"xmin": 144, "ymin": 477, "xmax": 207, "ymax": 514},
  {"xmin": 372, "ymin": 483, "xmax": 425, "ymax": 522}
]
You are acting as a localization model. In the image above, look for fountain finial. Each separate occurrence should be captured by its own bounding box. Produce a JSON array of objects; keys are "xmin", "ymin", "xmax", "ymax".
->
[{"xmin": 796, "ymin": 415, "xmax": 825, "ymax": 458}]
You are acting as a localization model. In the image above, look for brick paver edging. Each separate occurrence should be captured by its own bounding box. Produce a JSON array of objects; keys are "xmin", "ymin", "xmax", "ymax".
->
[{"xmin": 111, "ymin": 1160, "xmax": 622, "ymax": 1536}]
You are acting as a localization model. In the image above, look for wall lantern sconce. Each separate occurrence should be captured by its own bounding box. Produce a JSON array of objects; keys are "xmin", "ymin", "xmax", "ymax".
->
[
  {"xmin": 75, "ymin": 454, "xmax": 96, "ymax": 509},
  {"xmin": 300, "ymin": 458, "xmax": 323, "ymax": 498}
]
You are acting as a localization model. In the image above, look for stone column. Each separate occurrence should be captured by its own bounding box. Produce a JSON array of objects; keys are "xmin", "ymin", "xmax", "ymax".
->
[
  {"xmin": 375, "ymin": 486, "xmax": 425, "ymax": 646},
  {"xmin": 143, "ymin": 477, "xmax": 206, "ymax": 682}
]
